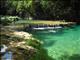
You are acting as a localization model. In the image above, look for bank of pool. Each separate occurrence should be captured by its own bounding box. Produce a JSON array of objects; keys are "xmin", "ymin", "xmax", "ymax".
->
[{"xmin": 30, "ymin": 25, "xmax": 80, "ymax": 60}]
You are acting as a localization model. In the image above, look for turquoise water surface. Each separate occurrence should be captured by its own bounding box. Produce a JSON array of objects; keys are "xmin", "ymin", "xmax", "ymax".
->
[{"xmin": 31, "ymin": 25, "xmax": 80, "ymax": 60}]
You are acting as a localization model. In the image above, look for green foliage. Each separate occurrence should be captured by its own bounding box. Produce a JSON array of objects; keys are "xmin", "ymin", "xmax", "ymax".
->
[
  {"xmin": 0, "ymin": 16, "xmax": 12, "ymax": 25},
  {"xmin": 0, "ymin": 16, "xmax": 21, "ymax": 25},
  {"xmin": 26, "ymin": 39, "xmax": 41, "ymax": 49},
  {"xmin": 1, "ymin": 0, "xmax": 80, "ymax": 20}
]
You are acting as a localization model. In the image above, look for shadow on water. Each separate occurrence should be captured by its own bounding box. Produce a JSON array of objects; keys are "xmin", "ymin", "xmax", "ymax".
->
[
  {"xmin": 60, "ymin": 54, "xmax": 80, "ymax": 60},
  {"xmin": 69, "ymin": 54, "xmax": 80, "ymax": 60},
  {"xmin": 32, "ymin": 46, "xmax": 55, "ymax": 60},
  {"xmin": 43, "ymin": 40, "xmax": 55, "ymax": 47}
]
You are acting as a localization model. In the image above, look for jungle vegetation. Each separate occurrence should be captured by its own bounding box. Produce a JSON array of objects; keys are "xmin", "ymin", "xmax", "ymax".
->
[{"xmin": 0, "ymin": 0, "xmax": 80, "ymax": 20}]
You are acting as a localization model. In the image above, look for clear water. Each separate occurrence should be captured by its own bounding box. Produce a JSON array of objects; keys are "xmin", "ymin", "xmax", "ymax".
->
[{"xmin": 31, "ymin": 25, "xmax": 80, "ymax": 59}]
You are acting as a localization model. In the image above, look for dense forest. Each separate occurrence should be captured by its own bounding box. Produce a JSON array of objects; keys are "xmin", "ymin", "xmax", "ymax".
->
[{"xmin": 0, "ymin": 0, "xmax": 80, "ymax": 20}]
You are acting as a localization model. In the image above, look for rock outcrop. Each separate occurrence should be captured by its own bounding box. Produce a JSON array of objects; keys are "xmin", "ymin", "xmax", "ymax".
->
[{"xmin": 0, "ymin": 27, "xmax": 41, "ymax": 60}]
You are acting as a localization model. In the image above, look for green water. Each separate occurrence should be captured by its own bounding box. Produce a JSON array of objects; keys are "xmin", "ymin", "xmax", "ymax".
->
[{"xmin": 31, "ymin": 25, "xmax": 80, "ymax": 59}]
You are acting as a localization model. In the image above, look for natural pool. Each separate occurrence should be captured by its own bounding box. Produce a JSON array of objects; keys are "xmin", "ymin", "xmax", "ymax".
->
[{"xmin": 30, "ymin": 25, "xmax": 80, "ymax": 60}]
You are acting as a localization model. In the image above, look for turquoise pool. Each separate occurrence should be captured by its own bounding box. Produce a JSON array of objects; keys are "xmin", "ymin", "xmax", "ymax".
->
[{"xmin": 31, "ymin": 25, "xmax": 80, "ymax": 60}]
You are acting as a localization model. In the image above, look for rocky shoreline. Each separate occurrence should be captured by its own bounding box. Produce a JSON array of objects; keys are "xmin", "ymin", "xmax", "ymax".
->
[{"xmin": 0, "ymin": 27, "xmax": 42, "ymax": 60}]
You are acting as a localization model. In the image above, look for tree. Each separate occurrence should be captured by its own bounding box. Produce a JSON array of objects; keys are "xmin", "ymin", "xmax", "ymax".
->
[{"xmin": 0, "ymin": 0, "xmax": 80, "ymax": 20}]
